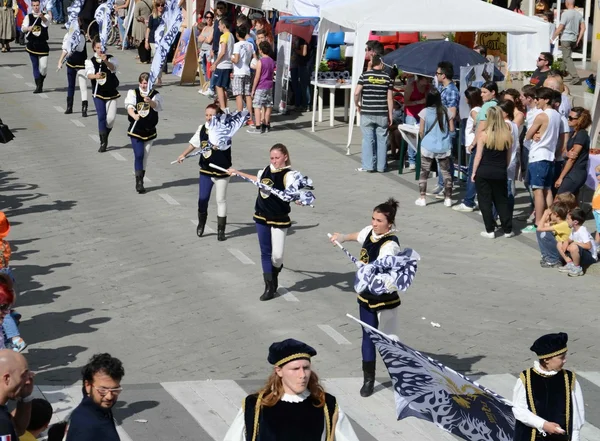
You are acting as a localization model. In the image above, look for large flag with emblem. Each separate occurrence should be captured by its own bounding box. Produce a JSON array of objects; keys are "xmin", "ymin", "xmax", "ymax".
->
[
  {"xmin": 94, "ymin": 0, "xmax": 115, "ymax": 51},
  {"xmin": 61, "ymin": 0, "xmax": 85, "ymax": 63},
  {"xmin": 349, "ymin": 315, "xmax": 515, "ymax": 441},
  {"xmin": 148, "ymin": 0, "xmax": 182, "ymax": 90}
]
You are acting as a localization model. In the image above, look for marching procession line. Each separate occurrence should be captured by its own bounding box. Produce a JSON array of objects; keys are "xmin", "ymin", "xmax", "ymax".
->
[
  {"xmin": 70, "ymin": 119, "xmax": 85, "ymax": 128},
  {"xmin": 109, "ymin": 151, "xmax": 127, "ymax": 162},
  {"xmin": 227, "ymin": 248, "xmax": 255, "ymax": 265},
  {"xmin": 318, "ymin": 324, "xmax": 352, "ymax": 345},
  {"xmin": 158, "ymin": 193, "xmax": 179, "ymax": 205}
]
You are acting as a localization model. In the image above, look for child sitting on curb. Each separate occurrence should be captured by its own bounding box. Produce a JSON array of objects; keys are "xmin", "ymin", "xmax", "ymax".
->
[
  {"xmin": 537, "ymin": 202, "xmax": 571, "ymax": 267},
  {"xmin": 563, "ymin": 207, "xmax": 598, "ymax": 277}
]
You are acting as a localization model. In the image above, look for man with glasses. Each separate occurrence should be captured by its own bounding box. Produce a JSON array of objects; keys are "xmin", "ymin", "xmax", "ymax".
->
[
  {"xmin": 66, "ymin": 353, "xmax": 125, "ymax": 441},
  {"xmin": 530, "ymin": 52, "xmax": 553, "ymax": 89}
]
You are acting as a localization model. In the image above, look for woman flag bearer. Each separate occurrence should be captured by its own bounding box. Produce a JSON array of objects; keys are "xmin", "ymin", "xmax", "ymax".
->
[
  {"xmin": 125, "ymin": 72, "xmax": 163, "ymax": 194},
  {"xmin": 177, "ymin": 104, "xmax": 249, "ymax": 241},
  {"xmin": 85, "ymin": 36, "xmax": 120, "ymax": 153},
  {"xmin": 22, "ymin": 0, "xmax": 50, "ymax": 94},
  {"xmin": 224, "ymin": 339, "xmax": 360, "ymax": 441},
  {"xmin": 227, "ymin": 144, "xmax": 311, "ymax": 302},
  {"xmin": 57, "ymin": 17, "xmax": 89, "ymax": 116}
]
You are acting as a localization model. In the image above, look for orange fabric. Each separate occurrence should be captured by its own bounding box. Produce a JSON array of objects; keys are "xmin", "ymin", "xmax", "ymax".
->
[
  {"xmin": 592, "ymin": 184, "xmax": 600, "ymax": 210},
  {"xmin": 454, "ymin": 32, "xmax": 476, "ymax": 49},
  {"xmin": 0, "ymin": 240, "xmax": 10, "ymax": 267}
]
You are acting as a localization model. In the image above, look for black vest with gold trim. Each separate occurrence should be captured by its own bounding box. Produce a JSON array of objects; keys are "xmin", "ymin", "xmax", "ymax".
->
[
  {"xmin": 253, "ymin": 166, "xmax": 292, "ymax": 228},
  {"xmin": 197, "ymin": 125, "xmax": 231, "ymax": 178},
  {"xmin": 66, "ymin": 32, "xmax": 88, "ymax": 69},
  {"xmin": 243, "ymin": 392, "xmax": 337, "ymax": 441},
  {"xmin": 357, "ymin": 229, "xmax": 401, "ymax": 312},
  {"xmin": 514, "ymin": 368, "xmax": 575, "ymax": 441},
  {"xmin": 25, "ymin": 14, "xmax": 49, "ymax": 55},
  {"xmin": 127, "ymin": 88, "xmax": 159, "ymax": 140},
  {"xmin": 90, "ymin": 55, "xmax": 120, "ymax": 101}
]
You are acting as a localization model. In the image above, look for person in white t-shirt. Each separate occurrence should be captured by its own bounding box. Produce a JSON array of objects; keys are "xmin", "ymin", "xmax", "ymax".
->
[
  {"xmin": 563, "ymin": 207, "xmax": 598, "ymax": 276},
  {"xmin": 230, "ymin": 25, "xmax": 254, "ymax": 124}
]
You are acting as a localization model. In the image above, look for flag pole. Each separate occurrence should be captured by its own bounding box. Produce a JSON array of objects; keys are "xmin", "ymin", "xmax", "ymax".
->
[{"xmin": 327, "ymin": 233, "xmax": 363, "ymax": 267}]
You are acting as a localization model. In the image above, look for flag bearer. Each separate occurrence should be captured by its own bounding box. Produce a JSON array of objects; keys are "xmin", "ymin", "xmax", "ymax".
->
[{"xmin": 22, "ymin": 0, "xmax": 49, "ymax": 93}]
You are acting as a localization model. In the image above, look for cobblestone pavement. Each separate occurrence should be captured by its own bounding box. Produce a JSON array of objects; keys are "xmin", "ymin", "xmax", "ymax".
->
[{"xmin": 1, "ymin": 27, "xmax": 599, "ymax": 440}]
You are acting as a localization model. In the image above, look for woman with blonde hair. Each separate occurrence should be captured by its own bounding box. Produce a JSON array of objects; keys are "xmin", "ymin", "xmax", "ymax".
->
[
  {"xmin": 472, "ymin": 106, "xmax": 514, "ymax": 238},
  {"xmin": 224, "ymin": 339, "xmax": 359, "ymax": 441}
]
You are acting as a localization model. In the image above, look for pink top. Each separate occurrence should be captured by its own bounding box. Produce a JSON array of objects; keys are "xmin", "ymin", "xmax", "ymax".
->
[{"xmin": 405, "ymin": 83, "xmax": 428, "ymax": 118}]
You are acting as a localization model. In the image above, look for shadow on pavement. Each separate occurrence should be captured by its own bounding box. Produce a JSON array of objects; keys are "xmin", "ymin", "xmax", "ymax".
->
[
  {"xmin": 283, "ymin": 267, "xmax": 355, "ymax": 294},
  {"xmin": 113, "ymin": 400, "xmax": 160, "ymax": 424},
  {"xmin": 26, "ymin": 345, "xmax": 88, "ymax": 378}
]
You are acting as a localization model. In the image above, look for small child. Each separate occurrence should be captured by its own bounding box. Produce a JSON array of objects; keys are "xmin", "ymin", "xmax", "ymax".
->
[
  {"xmin": 20, "ymin": 398, "xmax": 53, "ymax": 440},
  {"xmin": 250, "ymin": 41, "xmax": 275, "ymax": 134},
  {"xmin": 593, "ymin": 164, "xmax": 600, "ymax": 252},
  {"xmin": 537, "ymin": 202, "xmax": 571, "ymax": 267},
  {"xmin": 0, "ymin": 211, "xmax": 26, "ymax": 352},
  {"xmin": 563, "ymin": 207, "xmax": 598, "ymax": 277}
]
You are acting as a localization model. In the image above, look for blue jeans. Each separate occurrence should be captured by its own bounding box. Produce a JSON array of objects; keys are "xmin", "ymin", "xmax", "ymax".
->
[
  {"xmin": 359, "ymin": 305, "xmax": 378, "ymax": 362},
  {"xmin": 360, "ymin": 114, "xmax": 388, "ymax": 172},
  {"xmin": 462, "ymin": 149, "xmax": 477, "ymax": 207},
  {"xmin": 404, "ymin": 115, "xmax": 418, "ymax": 165},
  {"xmin": 117, "ymin": 16, "xmax": 129, "ymax": 48},
  {"xmin": 536, "ymin": 231, "xmax": 561, "ymax": 264},
  {"xmin": 2, "ymin": 314, "xmax": 20, "ymax": 340},
  {"xmin": 199, "ymin": 52, "xmax": 209, "ymax": 82},
  {"xmin": 51, "ymin": 1, "xmax": 64, "ymax": 22}
]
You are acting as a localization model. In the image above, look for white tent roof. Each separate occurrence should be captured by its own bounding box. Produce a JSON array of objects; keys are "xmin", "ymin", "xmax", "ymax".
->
[{"xmin": 320, "ymin": 0, "xmax": 548, "ymax": 33}]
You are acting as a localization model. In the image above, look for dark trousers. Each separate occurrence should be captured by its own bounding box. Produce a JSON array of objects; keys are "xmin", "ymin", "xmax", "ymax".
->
[
  {"xmin": 359, "ymin": 305, "xmax": 378, "ymax": 362},
  {"xmin": 462, "ymin": 150, "xmax": 477, "ymax": 207},
  {"xmin": 66, "ymin": 66, "xmax": 78, "ymax": 98},
  {"xmin": 475, "ymin": 176, "xmax": 512, "ymax": 234},
  {"xmin": 29, "ymin": 53, "xmax": 41, "ymax": 79},
  {"xmin": 93, "ymin": 97, "xmax": 108, "ymax": 132},
  {"xmin": 256, "ymin": 222, "xmax": 274, "ymax": 274},
  {"xmin": 198, "ymin": 173, "xmax": 214, "ymax": 213},
  {"xmin": 130, "ymin": 137, "xmax": 145, "ymax": 171}
]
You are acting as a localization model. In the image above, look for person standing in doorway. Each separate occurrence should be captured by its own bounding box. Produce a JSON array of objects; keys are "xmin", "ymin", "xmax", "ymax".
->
[
  {"xmin": 355, "ymin": 55, "xmax": 393, "ymax": 173},
  {"xmin": 552, "ymin": 0, "xmax": 585, "ymax": 85}
]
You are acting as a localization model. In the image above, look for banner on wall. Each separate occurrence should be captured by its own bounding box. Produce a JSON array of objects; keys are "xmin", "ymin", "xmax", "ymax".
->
[
  {"xmin": 274, "ymin": 31, "xmax": 292, "ymax": 114},
  {"xmin": 476, "ymin": 32, "xmax": 507, "ymax": 62},
  {"xmin": 459, "ymin": 63, "xmax": 495, "ymax": 119}
]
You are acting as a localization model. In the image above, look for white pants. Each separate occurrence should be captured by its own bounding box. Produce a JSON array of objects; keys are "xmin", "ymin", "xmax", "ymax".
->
[
  {"xmin": 38, "ymin": 55, "xmax": 48, "ymax": 76},
  {"xmin": 271, "ymin": 227, "xmax": 287, "ymax": 268},
  {"xmin": 212, "ymin": 177, "xmax": 228, "ymax": 217},
  {"xmin": 77, "ymin": 70, "xmax": 88, "ymax": 101},
  {"xmin": 378, "ymin": 308, "xmax": 399, "ymax": 340},
  {"xmin": 105, "ymin": 99, "xmax": 117, "ymax": 129},
  {"xmin": 199, "ymin": 175, "xmax": 229, "ymax": 217},
  {"xmin": 142, "ymin": 140, "xmax": 153, "ymax": 170}
]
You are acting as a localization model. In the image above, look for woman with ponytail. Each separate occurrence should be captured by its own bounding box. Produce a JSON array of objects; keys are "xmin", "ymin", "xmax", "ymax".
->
[{"xmin": 329, "ymin": 198, "xmax": 403, "ymax": 397}]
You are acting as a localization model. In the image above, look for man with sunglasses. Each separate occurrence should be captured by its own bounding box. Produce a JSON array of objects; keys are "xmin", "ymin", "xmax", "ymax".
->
[
  {"xmin": 530, "ymin": 52, "xmax": 553, "ymax": 89},
  {"xmin": 66, "ymin": 353, "xmax": 125, "ymax": 441}
]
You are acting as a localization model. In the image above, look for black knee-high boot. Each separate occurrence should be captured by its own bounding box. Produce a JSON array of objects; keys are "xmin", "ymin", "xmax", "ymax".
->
[
  {"xmin": 217, "ymin": 216, "xmax": 227, "ymax": 241},
  {"xmin": 39, "ymin": 74, "xmax": 45, "ymax": 92},
  {"xmin": 82, "ymin": 100, "xmax": 88, "ymax": 117},
  {"xmin": 197, "ymin": 211, "xmax": 208, "ymax": 237},
  {"xmin": 98, "ymin": 131, "xmax": 107, "ymax": 152},
  {"xmin": 272, "ymin": 264, "xmax": 283, "ymax": 292},
  {"xmin": 64, "ymin": 96, "xmax": 74, "ymax": 114},
  {"xmin": 33, "ymin": 78, "xmax": 42, "ymax": 94},
  {"xmin": 260, "ymin": 273, "xmax": 276, "ymax": 301},
  {"xmin": 135, "ymin": 170, "xmax": 146, "ymax": 193},
  {"xmin": 360, "ymin": 360, "xmax": 376, "ymax": 397}
]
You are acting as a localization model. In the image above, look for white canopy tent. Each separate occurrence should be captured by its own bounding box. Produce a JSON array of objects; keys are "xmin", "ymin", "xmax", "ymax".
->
[{"xmin": 312, "ymin": 0, "xmax": 550, "ymax": 148}]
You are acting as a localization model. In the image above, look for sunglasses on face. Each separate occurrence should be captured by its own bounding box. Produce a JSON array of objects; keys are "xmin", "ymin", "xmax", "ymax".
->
[
  {"xmin": 568, "ymin": 116, "xmax": 578, "ymax": 121},
  {"xmin": 537, "ymin": 57, "xmax": 546, "ymax": 62},
  {"xmin": 93, "ymin": 386, "xmax": 123, "ymax": 396},
  {"xmin": 435, "ymin": 71, "xmax": 443, "ymax": 76}
]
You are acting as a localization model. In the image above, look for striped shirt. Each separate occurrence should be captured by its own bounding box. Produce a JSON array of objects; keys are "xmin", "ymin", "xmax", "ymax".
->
[{"xmin": 358, "ymin": 69, "xmax": 393, "ymax": 116}]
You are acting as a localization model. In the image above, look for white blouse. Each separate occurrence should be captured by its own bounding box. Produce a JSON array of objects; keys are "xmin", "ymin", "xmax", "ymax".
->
[
  {"xmin": 124, "ymin": 88, "xmax": 163, "ymax": 112},
  {"xmin": 223, "ymin": 390, "xmax": 360, "ymax": 441},
  {"xmin": 61, "ymin": 32, "xmax": 86, "ymax": 53},
  {"xmin": 512, "ymin": 361, "xmax": 585, "ymax": 441},
  {"xmin": 84, "ymin": 56, "xmax": 119, "ymax": 77}
]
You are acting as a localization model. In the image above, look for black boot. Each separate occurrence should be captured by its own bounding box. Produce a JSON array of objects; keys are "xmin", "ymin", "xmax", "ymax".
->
[
  {"xmin": 197, "ymin": 212, "xmax": 208, "ymax": 237},
  {"xmin": 217, "ymin": 216, "xmax": 227, "ymax": 241},
  {"xmin": 98, "ymin": 132, "xmax": 107, "ymax": 152},
  {"xmin": 81, "ymin": 100, "xmax": 88, "ymax": 117},
  {"xmin": 39, "ymin": 75, "xmax": 46, "ymax": 93},
  {"xmin": 64, "ymin": 96, "xmax": 74, "ymax": 114},
  {"xmin": 105, "ymin": 127, "xmax": 112, "ymax": 150},
  {"xmin": 360, "ymin": 361, "xmax": 376, "ymax": 397},
  {"xmin": 260, "ymin": 273, "xmax": 276, "ymax": 301},
  {"xmin": 135, "ymin": 170, "xmax": 146, "ymax": 194},
  {"xmin": 272, "ymin": 264, "xmax": 283, "ymax": 292},
  {"xmin": 33, "ymin": 78, "xmax": 42, "ymax": 94}
]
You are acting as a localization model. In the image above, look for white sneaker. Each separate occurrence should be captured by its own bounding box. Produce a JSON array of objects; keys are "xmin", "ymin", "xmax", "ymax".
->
[
  {"xmin": 443, "ymin": 198, "xmax": 452, "ymax": 207},
  {"xmin": 408, "ymin": 164, "xmax": 416, "ymax": 170},
  {"xmin": 452, "ymin": 203, "xmax": 474, "ymax": 212},
  {"xmin": 415, "ymin": 198, "xmax": 427, "ymax": 207},
  {"xmin": 504, "ymin": 232, "xmax": 515, "ymax": 238},
  {"xmin": 480, "ymin": 231, "xmax": 495, "ymax": 239}
]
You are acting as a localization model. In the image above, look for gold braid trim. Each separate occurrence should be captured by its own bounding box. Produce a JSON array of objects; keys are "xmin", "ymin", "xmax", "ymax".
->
[
  {"xmin": 537, "ymin": 347, "xmax": 567, "ymax": 359},
  {"xmin": 274, "ymin": 353, "xmax": 311, "ymax": 367},
  {"xmin": 324, "ymin": 402, "xmax": 331, "ymax": 441},
  {"xmin": 524, "ymin": 369, "xmax": 537, "ymax": 441},
  {"xmin": 564, "ymin": 371, "xmax": 571, "ymax": 435},
  {"xmin": 251, "ymin": 392, "xmax": 264, "ymax": 441},
  {"xmin": 330, "ymin": 403, "xmax": 339, "ymax": 441}
]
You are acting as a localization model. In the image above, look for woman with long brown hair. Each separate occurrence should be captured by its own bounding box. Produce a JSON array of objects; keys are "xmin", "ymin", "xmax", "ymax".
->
[{"xmin": 224, "ymin": 339, "xmax": 359, "ymax": 441}]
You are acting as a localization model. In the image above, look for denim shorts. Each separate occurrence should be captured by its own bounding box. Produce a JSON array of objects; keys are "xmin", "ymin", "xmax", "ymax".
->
[
  {"xmin": 594, "ymin": 210, "xmax": 600, "ymax": 236},
  {"xmin": 527, "ymin": 160, "xmax": 554, "ymax": 190},
  {"xmin": 213, "ymin": 69, "xmax": 232, "ymax": 89}
]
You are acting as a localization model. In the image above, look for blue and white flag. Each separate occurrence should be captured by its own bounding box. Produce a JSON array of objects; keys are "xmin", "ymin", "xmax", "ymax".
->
[
  {"xmin": 94, "ymin": 0, "xmax": 114, "ymax": 51},
  {"xmin": 354, "ymin": 249, "xmax": 420, "ymax": 295},
  {"xmin": 41, "ymin": 0, "xmax": 54, "ymax": 13},
  {"xmin": 148, "ymin": 0, "xmax": 182, "ymax": 89},
  {"xmin": 61, "ymin": 0, "xmax": 85, "ymax": 63},
  {"xmin": 349, "ymin": 315, "xmax": 515, "ymax": 441}
]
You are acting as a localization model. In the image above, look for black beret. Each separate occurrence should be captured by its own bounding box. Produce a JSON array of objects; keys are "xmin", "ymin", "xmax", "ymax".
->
[
  {"xmin": 267, "ymin": 339, "xmax": 317, "ymax": 367},
  {"xmin": 530, "ymin": 332, "xmax": 568, "ymax": 359}
]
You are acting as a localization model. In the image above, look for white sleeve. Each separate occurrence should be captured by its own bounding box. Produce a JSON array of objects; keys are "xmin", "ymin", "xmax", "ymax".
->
[
  {"xmin": 22, "ymin": 15, "xmax": 30, "ymax": 28},
  {"xmin": 76, "ymin": 34, "xmax": 86, "ymax": 52},
  {"xmin": 571, "ymin": 379, "xmax": 585, "ymax": 441},
  {"xmin": 152, "ymin": 93, "xmax": 163, "ymax": 112},
  {"xmin": 512, "ymin": 377, "xmax": 546, "ymax": 433},
  {"xmin": 356, "ymin": 225, "xmax": 373, "ymax": 244},
  {"xmin": 108, "ymin": 56, "xmax": 119, "ymax": 72},
  {"xmin": 332, "ymin": 407, "xmax": 360, "ymax": 441},
  {"xmin": 84, "ymin": 59, "xmax": 95, "ymax": 77},
  {"xmin": 41, "ymin": 14, "xmax": 51, "ymax": 26},
  {"xmin": 124, "ymin": 89, "xmax": 137, "ymax": 109},
  {"xmin": 379, "ymin": 240, "xmax": 401, "ymax": 258},
  {"xmin": 257, "ymin": 168, "xmax": 264, "ymax": 181},
  {"xmin": 61, "ymin": 33, "xmax": 69, "ymax": 51},
  {"xmin": 223, "ymin": 407, "xmax": 246, "ymax": 441},
  {"xmin": 189, "ymin": 125, "xmax": 203, "ymax": 148}
]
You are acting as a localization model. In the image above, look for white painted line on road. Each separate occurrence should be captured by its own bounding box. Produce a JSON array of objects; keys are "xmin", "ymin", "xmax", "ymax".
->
[
  {"xmin": 159, "ymin": 193, "xmax": 180, "ymax": 205},
  {"xmin": 580, "ymin": 371, "xmax": 600, "ymax": 387},
  {"xmin": 190, "ymin": 219, "xmax": 215, "ymax": 234},
  {"xmin": 109, "ymin": 151, "xmax": 127, "ymax": 161},
  {"xmin": 228, "ymin": 248, "xmax": 255, "ymax": 265},
  {"xmin": 318, "ymin": 324, "xmax": 351, "ymax": 345},
  {"xmin": 26, "ymin": 82, "xmax": 35, "ymax": 88},
  {"xmin": 279, "ymin": 287, "xmax": 299, "ymax": 302},
  {"xmin": 70, "ymin": 119, "xmax": 85, "ymax": 127},
  {"xmin": 38, "ymin": 93, "xmax": 48, "ymax": 99},
  {"xmin": 3, "ymin": 66, "xmax": 11, "ymax": 70},
  {"xmin": 13, "ymin": 73, "xmax": 23, "ymax": 79},
  {"xmin": 54, "ymin": 106, "xmax": 65, "ymax": 113},
  {"xmin": 89, "ymin": 134, "xmax": 100, "ymax": 143}
]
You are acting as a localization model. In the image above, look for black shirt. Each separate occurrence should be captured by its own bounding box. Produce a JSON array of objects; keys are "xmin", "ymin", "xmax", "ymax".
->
[
  {"xmin": 565, "ymin": 129, "xmax": 590, "ymax": 180},
  {"xmin": 147, "ymin": 15, "xmax": 161, "ymax": 44},
  {"xmin": 478, "ymin": 144, "xmax": 508, "ymax": 180},
  {"xmin": 66, "ymin": 396, "xmax": 120, "ymax": 441},
  {"xmin": 0, "ymin": 405, "xmax": 18, "ymax": 441},
  {"xmin": 530, "ymin": 68, "xmax": 549, "ymax": 89}
]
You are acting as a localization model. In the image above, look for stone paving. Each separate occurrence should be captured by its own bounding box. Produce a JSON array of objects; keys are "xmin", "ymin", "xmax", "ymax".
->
[{"xmin": 1, "ymin": 27, "xmax": 599, "ymax": 439}]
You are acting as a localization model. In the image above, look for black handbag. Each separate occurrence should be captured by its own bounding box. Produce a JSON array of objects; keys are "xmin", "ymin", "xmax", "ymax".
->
[{"xmin": 0, "ymin": 118, "xmax": 15, "ymax": 144}]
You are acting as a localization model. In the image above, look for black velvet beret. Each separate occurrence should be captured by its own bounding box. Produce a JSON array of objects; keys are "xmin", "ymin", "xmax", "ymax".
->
[
  {"xmin": 268, "ymin": 339, "xmax": 317, "ymax": 367},
  {"xmin": 530, "ymin": 332, "xmax": 568, "ymax": 359}
]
